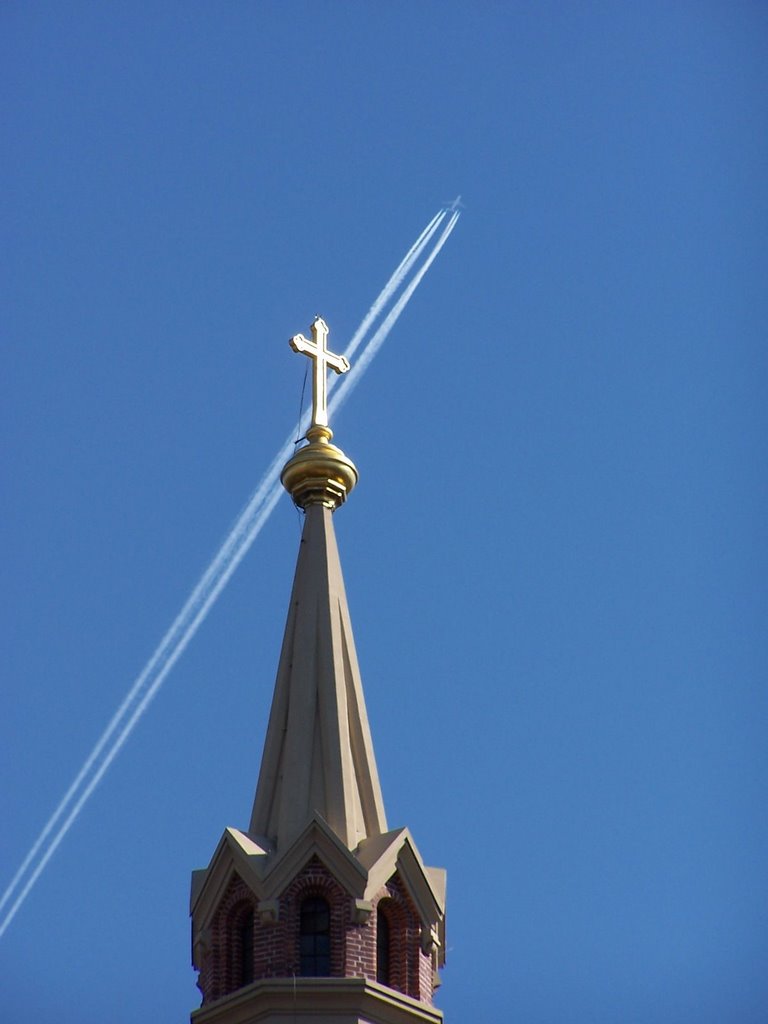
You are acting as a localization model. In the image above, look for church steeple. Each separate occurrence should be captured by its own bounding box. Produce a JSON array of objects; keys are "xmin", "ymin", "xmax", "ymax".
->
[
  {"xmin": 190, "ymin": 319, "xmax": 446, "ymax": 1024},
  {"xmin": 250, "ymin": 315, "xmax": 387, "ymax": 851}
]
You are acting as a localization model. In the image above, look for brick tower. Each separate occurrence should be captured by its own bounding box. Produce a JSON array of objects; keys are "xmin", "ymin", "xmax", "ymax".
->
[{"xmin": 190, "ymin": 318, "xmax": 446, "ymax": 1024}]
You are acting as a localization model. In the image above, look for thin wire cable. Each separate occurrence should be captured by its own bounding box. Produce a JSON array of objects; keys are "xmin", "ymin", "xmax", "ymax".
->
[{"xmin": 295, "ymin": 363, "xmax": 309, "ymax": 445}]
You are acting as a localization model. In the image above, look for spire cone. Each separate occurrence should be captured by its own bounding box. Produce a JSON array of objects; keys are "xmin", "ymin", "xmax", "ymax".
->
[{"xmin": 249, "ymin": 499, "xmax": 387, "ymax": 850}]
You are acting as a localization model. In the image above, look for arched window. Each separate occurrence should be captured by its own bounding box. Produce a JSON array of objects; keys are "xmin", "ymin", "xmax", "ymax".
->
[
  {"xmin": 376, "ymin": 905, "xmax": 391, "ymax": 985},
  {"xmin": 235, "ymin": 907, "xmax": 254, "ymax": 987},
  {"xmin": 299, "ymin": 896, "xmax": 331, "ymax": 976}
]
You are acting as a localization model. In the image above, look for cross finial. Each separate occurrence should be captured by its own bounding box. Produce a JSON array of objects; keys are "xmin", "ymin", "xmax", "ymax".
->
[{"xmin": 289, "ymin": 317, "xmax": 350, "ymax": 429}]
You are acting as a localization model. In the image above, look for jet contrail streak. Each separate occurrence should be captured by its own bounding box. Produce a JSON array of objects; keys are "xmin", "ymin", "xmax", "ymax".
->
[
  {"xmin": 0, "ymin": 211, "xmax": 448, "ymax": 924},
  {"xmin": 0, "ymin": 485, "xmax": 285, "ymax": 940},
  {"xmin": 330, "ymin": 212, "xmax": 460, "ymax": 413},
  {"xmin": 0, "ymin": 206, "xmax": 460, "ymax": 939},
  {"xmin": 342, "ymin": 210, "xmax": 446, "ymax": 363}
]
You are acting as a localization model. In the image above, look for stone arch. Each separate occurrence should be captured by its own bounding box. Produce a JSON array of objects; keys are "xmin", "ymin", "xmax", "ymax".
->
[
  {"xmin": 282, "ymin": 856, "xmax": 347, "ymax": 978},
  {"xmin": 374, "ymin": 875, "xmax": 424, "ymax": 1000},
  {"xmin": 228, "ymin": 900, "xmax": 255, "ymax": 990},
  {"xmin": 374, "ymin": 890, "xmax": 412, "ymax": 995},
  {"xmin": 203, "ymin": 874, "xmax": 256, "ymax": 1004}
]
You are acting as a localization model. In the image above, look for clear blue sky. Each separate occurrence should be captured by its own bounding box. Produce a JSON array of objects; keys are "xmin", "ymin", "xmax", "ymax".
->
[{"xmin": 2, "ymin": 3, "xmax": 766, "ymax": 1022}]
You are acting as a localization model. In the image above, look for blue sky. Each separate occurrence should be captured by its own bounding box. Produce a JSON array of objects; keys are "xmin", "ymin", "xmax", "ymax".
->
[{"xmin": 2, "ymin": 3, "xmax": 767, "ymax": 1022}]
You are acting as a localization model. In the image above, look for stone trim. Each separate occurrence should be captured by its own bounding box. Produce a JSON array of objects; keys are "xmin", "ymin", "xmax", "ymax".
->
[{"xmin": 191, "ymin": 976, "xmax": 444, "ymax": 1024}]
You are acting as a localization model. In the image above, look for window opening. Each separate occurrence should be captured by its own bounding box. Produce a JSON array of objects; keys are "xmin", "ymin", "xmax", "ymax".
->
[
  {"xmin": 239, "ymin": 908, "xmax": 254, "ymax": 986},
  {"xmin": 299, "ymin": 896, "xmax": 331, "ymax": 976},
  {"xmin": 376, "ymin": 906, "xmax": 391, "ymax": 985}
]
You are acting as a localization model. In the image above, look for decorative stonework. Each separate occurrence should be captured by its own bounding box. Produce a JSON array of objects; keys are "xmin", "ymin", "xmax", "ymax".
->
[
  {"xmin": 194, "ymin": 854, "xmax": 439, "ymax": 1012},
  {"xmin": 352, "ymin": 898, "xmax": 373, "ymax": 925},
  {"xmin": 257, "ymin": 899, "xmax": 279, "ymax": 925},
  {"xmin": 281, "ymin": 856, "xmax": 348, "ymax": 978}
]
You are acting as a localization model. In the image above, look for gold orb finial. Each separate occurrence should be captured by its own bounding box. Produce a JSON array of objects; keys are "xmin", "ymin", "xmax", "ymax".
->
[{"xmin": 281, "ymin": 318, "xmax": 358, "ymax": 511}]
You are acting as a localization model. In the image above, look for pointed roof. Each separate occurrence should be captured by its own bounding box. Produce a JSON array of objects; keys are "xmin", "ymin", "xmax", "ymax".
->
[
  {"xmin": 191, "ymin": 319, "xmax": 446, "ymax": 1013},
  {"xmin": 249, "ymin": 501, "xmax": 387, "ymax": 852}
]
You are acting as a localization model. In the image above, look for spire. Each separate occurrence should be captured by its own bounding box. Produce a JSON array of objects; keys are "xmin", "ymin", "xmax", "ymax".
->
[
  {"xmin": 190, "ymin": 318, "xmax": 446, "ymax": 1019},
  {"xmin": 249, "ymin": 318, "xmax": 387, "ymax": 851}
]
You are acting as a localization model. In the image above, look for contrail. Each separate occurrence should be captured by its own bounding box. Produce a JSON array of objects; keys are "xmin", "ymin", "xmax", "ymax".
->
[
  {"xmin": 330, "ymin": 212, "xmax": 460, "ymax": 412},
  {"xmin": 0, "ymin": 206, "xmax": 460, "ymax": 938},
  {"xmin": 343, "ymin": 209, "xmax": 446, "ymax": 363},
  {"xmin": 0, "ymin": 210, "xmax": 449, "ymax": 925},
  {"xmin": 0, "ymin": 486, "xmax": 285, "ymax": 941}
]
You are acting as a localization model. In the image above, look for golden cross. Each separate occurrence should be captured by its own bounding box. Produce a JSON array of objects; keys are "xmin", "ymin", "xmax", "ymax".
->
[{"xmin": 289, "ymin": 317, "xmax": 350, "ymax": 429}]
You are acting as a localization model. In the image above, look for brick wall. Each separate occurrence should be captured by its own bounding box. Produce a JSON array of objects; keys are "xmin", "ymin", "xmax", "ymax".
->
[
  {"xmin": 366, "ymin": 873, "xmax": 434, "ymax": 1005},
  {"xmin": 197, "ymin": 859, "xmax": 434, "ymax": 1007},
  {"xmin": 199, "ymin": 874, "xmax": 255, "ymax": 1003}
]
